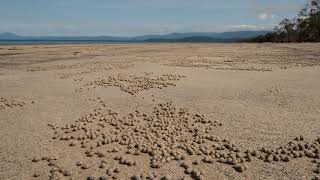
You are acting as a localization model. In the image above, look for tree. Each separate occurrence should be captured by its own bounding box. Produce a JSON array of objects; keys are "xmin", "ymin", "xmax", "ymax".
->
[
  {"xmin": 309, "ymin": 0, "xmax": 320, "ymax": 41},
  {"xmin": 296, "ymin": 0, "xmax": 320, "ymax": 41},
  {"xmin": 278, "ymin": 19, "xmax": 296, "ymax": 42},
  {"xmin": 249, "ymin": 0, "xmax": 320, "ymax": 42}
]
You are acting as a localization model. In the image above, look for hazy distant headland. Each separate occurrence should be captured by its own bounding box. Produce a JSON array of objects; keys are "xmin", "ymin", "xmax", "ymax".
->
[{"xmin": 0, "ymin": 31, "xmax": 270, "ymax": 44}]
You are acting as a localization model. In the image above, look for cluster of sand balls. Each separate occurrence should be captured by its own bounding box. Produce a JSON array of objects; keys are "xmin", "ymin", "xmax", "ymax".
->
[
  {"xmin": 79, "ymin": 73, "xmax": 186, "ymax": 95},
  {"xmin": 167, "ymin": 62, "xmax": 272, "ymax": 72},
  {"xmin": 38, "ymin": 99, "xmax": 320, "ymax": 179},
  {"xmin": 0, "ymin": 97, "xmax": 32, "ymax": 111},
  {"xmin": 254, "ymin": 136, "xmax": 320, "ymax": 162},
  {"xmin": 43, "ymin": 100, "xmax": 224, "ymax": 179},
  {"xmin": 255, "ymin": 136, "xmax": 320, "ymax": 180},
  {"xmin": 31, "ymin": 156, "xmax": 73, "ymax": 179},
  {"xmin": 60, "ymin": 67, "xmax": 113, "ymax": 79},
  {"xmin": 27, "ymin": 63, "xmax": 83, "ymax": 72},
  {"xmin": 166, "ymin": 62, "xmax": 213, "ymax": 69},
  {"xmin": 60, "ymin": 63, "xmax": 134, "ymax": 79},
  {"xmin": 73, "ymin": 77, "xmax": 84, "ymax": 82},
  {"xmin": 214, "ymin": 66, "xmax": 272, "ymax": 72}
]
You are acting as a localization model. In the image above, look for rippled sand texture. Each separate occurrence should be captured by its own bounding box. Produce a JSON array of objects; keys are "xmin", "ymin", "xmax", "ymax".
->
[{"xmin": 0, "ymin": 43, "xmax": 320, "ymax": 180}]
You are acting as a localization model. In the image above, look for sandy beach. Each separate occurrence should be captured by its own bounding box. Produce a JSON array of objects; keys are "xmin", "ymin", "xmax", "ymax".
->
[{"xmin": 0, "ymin": 43, "xmax": 320, "ymax": 180}]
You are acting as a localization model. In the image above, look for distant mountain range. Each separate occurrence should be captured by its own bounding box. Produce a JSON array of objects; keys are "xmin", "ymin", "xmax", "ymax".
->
[{"xmin": 0, "ymin": 31, "xmax": 270, "ymax": 42}]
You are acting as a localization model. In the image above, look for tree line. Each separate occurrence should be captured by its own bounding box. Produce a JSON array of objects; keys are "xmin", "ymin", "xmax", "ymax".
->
[{"xmin": 249, "ymin": 0, "xmax": 320, "ymax": 43}]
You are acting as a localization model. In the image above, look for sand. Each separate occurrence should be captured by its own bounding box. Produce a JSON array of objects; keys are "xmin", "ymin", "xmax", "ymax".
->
[{"xmin": 0, "ymin": 43, "xmax": 320, "ymax": 180}]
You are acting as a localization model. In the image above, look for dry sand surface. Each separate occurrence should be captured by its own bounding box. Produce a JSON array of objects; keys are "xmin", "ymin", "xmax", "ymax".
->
[{"xmin": 0, "ymin": 43, "xmax": 320, "ymax": 180}]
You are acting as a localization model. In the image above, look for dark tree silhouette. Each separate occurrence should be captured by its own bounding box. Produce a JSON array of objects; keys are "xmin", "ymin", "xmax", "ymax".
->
[{"xmin": 249, "ymin": 0, "xmax": 320, "ymax": 42}]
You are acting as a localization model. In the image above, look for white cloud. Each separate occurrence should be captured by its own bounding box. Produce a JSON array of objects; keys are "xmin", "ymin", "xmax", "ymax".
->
[
  {"xmin": 258, "ymin": 13, "xmax": 277, "ymax": 20},
  {"xmin": 258, "ymin": 13, "xmax": 268, "ymax": 20},
  {"xmin": 270, "ymin": 14, "xmax": 276, "ymax": 19},
  {"xmin": 228, "ymin": 24, "xmax": 274, "ymax": 31}
]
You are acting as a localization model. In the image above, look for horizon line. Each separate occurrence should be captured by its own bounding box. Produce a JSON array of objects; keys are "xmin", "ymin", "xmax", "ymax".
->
[{"xmin": 0, "ymin": 30, "xmax": 272, "ymax": 38}]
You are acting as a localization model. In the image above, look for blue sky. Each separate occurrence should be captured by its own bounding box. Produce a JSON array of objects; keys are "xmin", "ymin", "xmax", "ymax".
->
[{"xmin": 0, "ymin": 0, "xmax": 307, "ymax": 36}]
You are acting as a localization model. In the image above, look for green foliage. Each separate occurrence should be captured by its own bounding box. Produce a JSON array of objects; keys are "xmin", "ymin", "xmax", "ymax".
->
[{"xmin": 250, "ymin": 0, "xmax": 320, "ymax": 43}]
